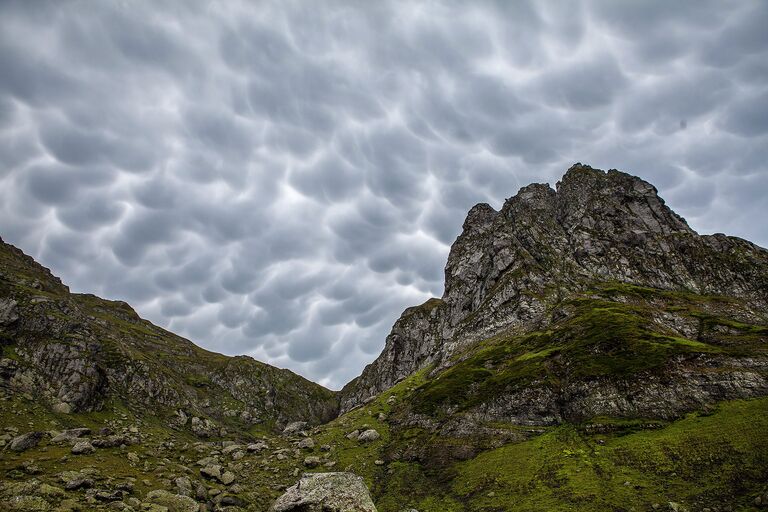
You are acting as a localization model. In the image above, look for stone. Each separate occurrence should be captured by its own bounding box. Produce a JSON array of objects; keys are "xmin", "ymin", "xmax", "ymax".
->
[
  {"xmin": 219, "ymin": 471, "xmax": 236, "ymax": 485},
  {"xmin": 200, "ymin": 464, "xmax": 222, "ymax": 481},
  {"xmin": 52, "ymin": 402, "xmax": 72, "ymax": 414},
  {"xmin": 303, "ymin": 456, "xmax": 321, "ymax": 467},
  {"xmin": 270, "ymin": 472, "xmax": 378, "ymax": 512},
  {"xmin": 50, "ymin": 428, "xmax": 91, "ymax": 444},
  {"xmin": 247, "ymin": 442, "xmax": 268, "ymax": 452},
  {"xmin": 9, "ymin": 431, "xmax": 43, "ymax": 452},
  {"xmin": 71, "ymin": 440, "xmax": 95, "ymax": 455},
  {"xmin": 0, "ymin": 298, "xmax": 18, "ymax": 325},
  {"xmin": 221, "ymin": 444, "xmax": 244, "ymax": 455},
  {"xmin": 358, "ymin": 429, "xmax": 380, "ymax": 443},
  {"xmin": 64, "ymin": 476, "xmax": 94, "ymax": 491},
  {"xmin": 297, "ymin": 437, "xmax": 315, "ymax": 450},
  {"xmin": 145, "ymin": 489, "xmax": 198, "ymax": 512},
  {"xmin": 346, "ymin": 430, "xmax": 360, "ymax": 440},
  {"xmin": 282, "ymin": 421, "xmax": 308, "ymax": 435}
]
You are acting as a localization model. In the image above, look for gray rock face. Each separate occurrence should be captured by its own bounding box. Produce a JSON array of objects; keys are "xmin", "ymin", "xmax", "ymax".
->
[
  {"xmin": 340, "ymin": 165, "xmax": 768, "ymax": 414},
  {"xmin": 270, "ymin": 472, "xmax": 378, "ymax": 512}
]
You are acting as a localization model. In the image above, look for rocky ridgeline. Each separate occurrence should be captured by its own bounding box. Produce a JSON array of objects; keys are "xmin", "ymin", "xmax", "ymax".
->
[
  {"xmin": 0, "ymin": 238, "xmax": 338, "ymax": 437},
  {"xmin": 341, "ymin": 164, "xmax": 768, "ymax": 419}
]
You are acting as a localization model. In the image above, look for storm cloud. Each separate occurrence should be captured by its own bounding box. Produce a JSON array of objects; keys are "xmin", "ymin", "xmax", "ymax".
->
[{"xmin": 0, "ymin": 1, "xmax": 766, "ymax": 388}]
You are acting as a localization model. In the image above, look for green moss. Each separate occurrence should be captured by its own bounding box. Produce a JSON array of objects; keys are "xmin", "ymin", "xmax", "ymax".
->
[
  {"xmin": 447, "ymin": 398, "xmax": 768, "ymax": 512},
  {"xmin": 412, "ymin": 294, "xmax": 726, "ymax": 416}
]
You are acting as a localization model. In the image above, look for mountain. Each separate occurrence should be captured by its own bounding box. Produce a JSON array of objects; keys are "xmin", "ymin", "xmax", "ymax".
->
[
  {"xmin": 1, "ymin": 164, "xmax": 767, "ymax": 512},
  {"xmin": 341, "ymin": 164, "xmax": 768, "ymax": 425},
  {"xmin": 0, "ymin": 236, "xmax": 338, "ymax": 433}
]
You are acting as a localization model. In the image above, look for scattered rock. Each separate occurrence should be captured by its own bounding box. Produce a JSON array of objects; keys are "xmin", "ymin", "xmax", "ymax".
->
[
  {"xmin": 64, "ymin": 476, "xmax": 94, "ymax": 491},
  {"xmin": 283, "ymin": 421, "xmax": 308, "ymax": 435},
  {"xmin": 297, "ymin": 438, "xmax": 315, "ymax": 450},
  {"xmin": 269, "ymin": 472, "xmax": 377, "ymax": 511},
  {"xmin": 200, "ymin": 464, "xmax": 222, "ymax": 481},
  {"xmin": 346, "ymin": 430, "xmax": 360, "ymax": 440},
  {"xmin": 221, "ymin": 444, "xmax": 244, "ymax": 455},
  {"xmin": 145, "ymin": 489, "xmax": 198, "ymax": 512},
  {"xmin": 220, "ymin": 471, "xmax": 236, "ymax": 485},
  {"xmin": 303, "ymin": 456, "xmax": 321, "ymax": 468},
  {"xmin": 247, "ymin": 441, "xmax": 268, "ymax": 452},
  {"xmin": 50, "ymin": 428, "xmax": 91, "ymax": 444},
  {"xmin": 358, "ymin": 429, "xmax": 380, "ymax": 443},
  {"xmin": 71, "ymin": 440, "xmax": 95, "ymax": 455},
  {"xmin": 8, "ymin": 431, "xmax": 43, "ymax": 452},
  {"xmin": 52, "ymin": 402, "xmax": 72, "ymax": 414}
]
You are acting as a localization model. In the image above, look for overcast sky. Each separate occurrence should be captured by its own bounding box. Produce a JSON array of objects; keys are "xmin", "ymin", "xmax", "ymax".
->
[{"xmin": 1, "ymin": 1, "xmax": 766, "ymax": 388}]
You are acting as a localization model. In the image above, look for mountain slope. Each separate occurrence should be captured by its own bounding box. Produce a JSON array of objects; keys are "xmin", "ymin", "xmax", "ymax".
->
[{"xmin": 0, "ymin": 237, "xmax": 338, "ymax": 435}]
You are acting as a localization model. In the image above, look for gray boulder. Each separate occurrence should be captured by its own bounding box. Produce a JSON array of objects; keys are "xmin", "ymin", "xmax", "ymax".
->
[
  {"xmin": 8, "ymin": 431, "xmax": 43, "ymax": 452},
  {"xmin": 71, "ymin": 440, "xmax": 95, "ymax": 455},
  {"xmin": 282, "ymin": 421, "xmax": 308, "ymax": 435},
  {"xmin": 145, "ymin": 489, "xmax": 198, "ymax": 512},
  {"xmin": 270, "ymin": 472, "xmax": 377, "ymax": 512},
  {"xmin": 358, "ymin": 429, "xmax": 380, "ymax": 443},
  {"xmin": 50, "ymin": 428, "xmax": 91, "ymax": 444}
]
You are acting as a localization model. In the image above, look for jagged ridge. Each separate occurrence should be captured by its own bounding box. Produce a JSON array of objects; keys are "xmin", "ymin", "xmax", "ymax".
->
[{"xmin": 341, "ymin": 164, "xmax": 768, "ymax": 414}]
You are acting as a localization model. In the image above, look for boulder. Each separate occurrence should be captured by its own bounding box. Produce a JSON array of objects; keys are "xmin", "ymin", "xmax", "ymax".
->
[
  {"xmin": 8, "ymin": 431, "xmax": 43, "ymax": 452},
  {"xmin": 50, "ymin": 428, "xmax": 91, "ymax": 444},
  {"xmin": 270, "ymin": 472, "xmax": 377, "ymax": 512},
  {"xmin": 200, "ymin": 464, "xmax": 222, "ymax": 481},
  {"xmin": 71, "ymin": 440, "xmax": 95, "ymax": 455},
  {"xmin": 282, "ymin": 421, "xmax": 308, "ymax": 435},
  {"xmin": 303, "ymin": 456, "xmax": 321, "ymax": 468},
  {"xmin": 297, "ymin": 437, "xmax": 315, "ymax": 450},
  {"xmin": 145, "ymin": 489, "xmax": 198, "ymax": 512},
  {"xmin": 358, "ymin": 429, "xmax": 380, "ymax": 443},
  {"xmin": 247, "ymin": 441, "xmax": 268, "ymax": 452}
]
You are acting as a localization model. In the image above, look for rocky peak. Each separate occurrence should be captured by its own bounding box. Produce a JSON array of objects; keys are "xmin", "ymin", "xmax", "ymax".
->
[{"xmin": 340, "ymin": 164, "xmax": 768, "ymax": 411}]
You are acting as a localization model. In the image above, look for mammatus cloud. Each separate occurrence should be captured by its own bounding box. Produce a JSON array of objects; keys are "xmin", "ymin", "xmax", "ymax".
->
[{"xmin": 0, "ymin": 1, "xmax": 766, "ymax": 388}]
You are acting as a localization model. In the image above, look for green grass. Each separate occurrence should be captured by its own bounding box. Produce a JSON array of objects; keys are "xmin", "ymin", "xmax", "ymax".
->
[
  {"xmin": 411, "ymin": 294, "xmax": 729, "ymax": 417},
  {"xmin": 405, "ymin": 398, "xmax": 768, "ymax": 512}
]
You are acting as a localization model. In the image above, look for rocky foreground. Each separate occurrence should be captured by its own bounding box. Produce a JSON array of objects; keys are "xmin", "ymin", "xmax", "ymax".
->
[{"xmin": 2, "ymin": 164, "xmax": 768, "ymax": 511}]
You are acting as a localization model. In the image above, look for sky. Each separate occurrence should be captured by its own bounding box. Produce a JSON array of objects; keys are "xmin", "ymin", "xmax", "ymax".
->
[{"xmin": 0, "ymin": 1, "xmax": 766, "ymax": 389}]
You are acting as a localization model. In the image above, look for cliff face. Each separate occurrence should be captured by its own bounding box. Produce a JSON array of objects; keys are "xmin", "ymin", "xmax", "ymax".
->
[
  {"xmin": 340, "ymin": 164, "xmax": 768, "ymax": 417},
  {"xmin": 0, "ymin": 238, "xmax": 338, "ymax": 435}
]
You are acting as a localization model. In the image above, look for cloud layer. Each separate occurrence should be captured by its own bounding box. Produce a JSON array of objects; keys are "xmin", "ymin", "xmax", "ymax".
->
[{"xmin": 0, "ymin": 0, "xmax": 766, "ymax": 388}]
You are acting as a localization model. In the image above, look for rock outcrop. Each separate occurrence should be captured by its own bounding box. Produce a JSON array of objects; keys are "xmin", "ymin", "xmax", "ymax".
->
[
  {"xmin": 0, "ymin": 236, "xmax": 339, "ymax": 435},
  {"xmin": 341, "ymin": 164, "xmax": 768, "ymax": 418}
]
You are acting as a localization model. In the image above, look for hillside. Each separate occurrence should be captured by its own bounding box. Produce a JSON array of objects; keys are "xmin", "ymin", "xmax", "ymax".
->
[
  {"xmin": 1, "ymin": 164, "xmax": 767, "ymax": 512},
  {"xmin": 0, "ymin": 236, "xmax": 338, "ymax": 432}
]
